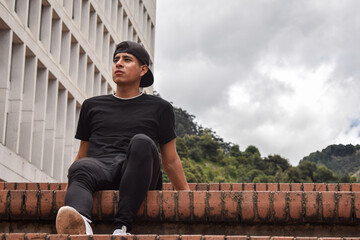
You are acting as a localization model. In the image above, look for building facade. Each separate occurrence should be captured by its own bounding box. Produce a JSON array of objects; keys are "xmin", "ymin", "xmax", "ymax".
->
[{"xmin": 0, "ymin": 0, "xmax": 156, "ymax": 182}]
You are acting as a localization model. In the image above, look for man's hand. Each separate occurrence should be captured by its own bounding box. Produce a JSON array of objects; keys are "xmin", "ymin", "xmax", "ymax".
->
[{"xmin": 160, "ymin": 138, "xmax": 190, "ymax": 191}]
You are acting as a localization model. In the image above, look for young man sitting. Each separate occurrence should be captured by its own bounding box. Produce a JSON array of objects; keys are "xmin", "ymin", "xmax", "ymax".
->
[{"xmin": 56, "ymin": 41, "xmax": 190, "ymax": 235}]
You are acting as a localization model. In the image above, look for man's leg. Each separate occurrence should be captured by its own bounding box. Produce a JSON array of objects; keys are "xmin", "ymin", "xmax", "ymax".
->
[
  {"xmin": 114, "ymin": 134, "xmax": 162, "ymax": 232},
  {"xmin": 57, "ymin": 157, "xmax": 116, "ymax": 234}
]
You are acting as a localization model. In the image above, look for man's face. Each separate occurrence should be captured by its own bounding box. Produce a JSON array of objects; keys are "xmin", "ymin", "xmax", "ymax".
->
[{"xmin": 112, "ymin": 52, "xmax": 148, "ymax": 86}]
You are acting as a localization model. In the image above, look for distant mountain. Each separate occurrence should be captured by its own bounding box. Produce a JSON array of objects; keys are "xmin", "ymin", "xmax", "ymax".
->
[{"xmin": 299, "ymin": 144, "xmax": 360, "ymax": 176}]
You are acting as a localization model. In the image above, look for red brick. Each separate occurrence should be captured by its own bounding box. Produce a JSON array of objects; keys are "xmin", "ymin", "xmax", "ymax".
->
[
  {"xmin": 232, "ymin": 183, "xmax": 242, "ymax": 191},
  {"xmin": 0, "ymin": 190, "xmax": 9, "ymax": 219},
  {"xmin": 241, "ymin": 191, "xmax": 255, "ymax": 221},
  {"xmin": 162, "ymin": 183, "xmax": 173, "ymax": 190},
  {"xmin": 243, "ymin": 183, "xmax": 254, "ymax": 191},
  {"xmin": 178, "ymin": 191, "xmax": 191, "ymax": 220},
  {"xmin": 288, "ymin": 192, "xmax": 302, "ymax": 221},
  {"xmin": 188, "ymin": 183, "xmax": 197, "ymax": 191},
  {"xmin": 181, "ymin": 235, "xmax": 202, "ymax": 240},
  {"xmin": 319, "ymin": 238, "xmax": 342, "ymax": 240},
  {"xmin": 92, "ymin": 192, "xmax": 100, "ymax": 218},
  {"xmin": 223, "ymin": 191, "xmax": 239, "ymax": 221},
  {"xmin": 209, "ymin": 184, "xmax": 219, "ymax": 190},
  {"xmin": 257, "ymin": 191, "xmax": 271, "ymax": 220},
  {"xmin": 100, "ymin": 191, "xmax": 115, "ymax": 219},
  {"xmin": 25, "ymin": 233, "xmax": 47, "ymax": 240},
  {"xmin": 291, "ymin": 183, "xmax": 302, "ymax": 191},
  {"xmin": 272, "ymin": 238, "xmax": 294, "ymax": 240},
  {"xmin": 354, "ymin": 192, "xmax": 360, "ymax": 220},
  {"xmin": 256, "ymin": 183, "xmax": 266, "ymax": 191},
  {"xmin": 113, "ymin": 236, "xmax": 133, "ymax": 240},
  {"xmin": 47, "ymin": 234, "xmax": 69, "ymax": 240},
  {"xmin": 54, "ymin": 190, "xmax": 66, "ymax": 211},
  {"xmin": 49, "ymin": 183, "xmax": 60, "ymax": 191},
  {"xmin": 38, "ymin": 183, "xmax": 49, "ymax": 190},
  {"xmin": 338, "ymin": 192, "xmax": 352, "ymax": 220},
  {"xmin": 59, "ymin": 183, "xmax": 68, "ymax": 190},
  {"xmin": 5, "ymin": 233, "xmax": 26, "ymax": 240},
  {"xmin": 92, "ymin": 235, "xmax": 113, "ymax": 240},
  {"xmin": 69, "ymin": 236, "xmax": 90, "ymax": 240},
  {"xmin": 339, "ymin": 183, "xmax": 351, "ymax": 191},
  {"xmin": 352, "ymin": 183, "xmax": 360, "ymax": 192},
  {"xmin": 327, "ymin": 184, "xmax": 338, "ymax": 191},
  {"xmin": 162, "ymin": 191, "xmax": 176, "ymax": 220},
  {"xmin": 193, "ymin": 191, "xmax": 206, "ymax": 220},
  {"xmin": 135, "ymin": 235, "xmax": 157, "ymax": 240},
  {"xmin": 267, "ymin": 183, "xmax": 278, "ymax": 191},
  {"xmin": 146, "ymin": 191, "xmax": 160, "ymax": 219},
  {"xmin": 16, "ymin": 183, "xmax": 27, "ymax": 190},
  {"xmin": 10, "ymin": 190, "xmax": 23, "ymax": 218},
  {"xmin": 226, "ymin": 236, "xmax": 247, "ymax": 240},
  {"xmin": 208, "ymin": 191, "xmax": 222, "ymax": 221},
  {"xmin": 304, "ymin": 192, "xmax": 319, "ymax": 220},
  {"xmin": 249, "ymin": 237, "xmax": 270, "ymax": 240},
  {"xmin": 220, "ymin": 183, "xmax": 231, "ymax": 191},
  {"xmin": 322, "ymin": 192, "xmax": 336, "ymax": 220},
  {"xmin": 197, "ymin": 183, "xmax": 208, "ymax": 191},
  {"xmin": 136, "ymin": 198, "xmax": 145, "ymax": 218},
  {"xmin": 273, "ymin": 191, "xmax": 287, "ymax": 221},
  {"xmin": 159, "ymin": 235, "xmax": 179, "ymax": 240},
  {"xmin": 39, "ymin": 190, "xmax": 54, "ymax": 219},
  {"xmin": 279, "ymin": 183, "xmax": 290, "ymax": 191},
  {"xmin": 24, "ymin": 190, "xmax": 38, "ymax": 218},
  {"xmin": 26, "ymin": 183, "xmax": 38, "ymax": 190},
  {"xmin": 0, "ymin": 182, "xmax": 4, "ymax": 190},
  {"xmin": 315, "ymin": 183, "xmax": 326, "ymax": 191},
  {"xmin": 303, "ymin": 183, "xmax": 314, "ymax": 191},
  {"xmin": 5, "ymin": 183, "xmax": 16, "ymax": 190},
  {"xmin": 296, "ymin": 238, "xmax": 317, "ymax": 240},
  {"xmin": 204, "ymin": 236, "xmax": 225, "ymax": 240}
]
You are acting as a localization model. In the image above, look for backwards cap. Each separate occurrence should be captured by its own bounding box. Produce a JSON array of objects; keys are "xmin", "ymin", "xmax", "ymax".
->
[{"xmin": 113, "ymin": 41, "xmax": 154, "ymax": 88}]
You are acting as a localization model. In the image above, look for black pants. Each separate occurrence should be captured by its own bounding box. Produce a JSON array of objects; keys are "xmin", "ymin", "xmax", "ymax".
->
[{"xmin": 65, "ymin": 134, "xmax": 162, "ymax": 231}]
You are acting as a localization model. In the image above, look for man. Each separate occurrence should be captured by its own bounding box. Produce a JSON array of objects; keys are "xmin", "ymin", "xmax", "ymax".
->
[{"xmin": 56, "ymin": 41, "xmax": 190, "ymax": 235}]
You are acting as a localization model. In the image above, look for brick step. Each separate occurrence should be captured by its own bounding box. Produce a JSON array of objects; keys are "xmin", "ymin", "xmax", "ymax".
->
[
  {"xmin": 2, "ymin": 182, "xmax": 360, "ymax": 191},
  {"xmin": 2, "ymin": 189, "xmax": 360, "ymax": 236},
  {"xmin": 4, "ymin": 234, "xmax": 360, "ymax": 240},
  {"xmin": 0, "ymin": 190, "xmax": 359, "ymax": 223}
]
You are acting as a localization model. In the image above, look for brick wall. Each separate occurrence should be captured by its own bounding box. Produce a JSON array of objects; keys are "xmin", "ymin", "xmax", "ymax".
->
[{"xmin": 1, "ymin": 183, "xmax": 360, "ymax": 237}]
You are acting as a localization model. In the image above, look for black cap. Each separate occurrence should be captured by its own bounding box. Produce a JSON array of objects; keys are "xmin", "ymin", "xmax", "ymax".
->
[{"xmin": 113, "ymin": 41, "xmax": 154, "ymax": 88}]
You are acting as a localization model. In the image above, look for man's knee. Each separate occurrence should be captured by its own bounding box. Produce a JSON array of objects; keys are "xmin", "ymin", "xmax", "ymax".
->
[
  {"xmin": 129, "ymin": 134, "xmax": 157, "ymax": 149},
  {"xmin": 68, "ymin": 158, "xmax": 97, "ymax": 179}
]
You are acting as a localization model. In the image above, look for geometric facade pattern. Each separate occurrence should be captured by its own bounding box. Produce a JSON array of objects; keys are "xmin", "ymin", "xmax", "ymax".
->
[{"xmin": 0, "ymin": 0, "xmax": 156, "ymax": 182}]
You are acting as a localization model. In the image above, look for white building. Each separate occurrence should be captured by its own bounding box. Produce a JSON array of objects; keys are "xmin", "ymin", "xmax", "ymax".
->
[{"xmin": 0, "ymin": 0, "xmax": 156, "ymax": 182}]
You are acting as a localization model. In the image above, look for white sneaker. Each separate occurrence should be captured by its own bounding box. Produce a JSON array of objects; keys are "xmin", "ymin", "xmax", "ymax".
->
[
  {"xmin": 56, "ymin": 206, "xmax": 93, "ymax": 235},
  {"xmin": 112, "ymin": 225, "xmax": 130, "ymax": 235}
]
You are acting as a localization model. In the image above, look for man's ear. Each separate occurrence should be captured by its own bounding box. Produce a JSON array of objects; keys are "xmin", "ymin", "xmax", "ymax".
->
[{"xmin": 140, "ymin": 65, "xmax": 148, "ymax": 77}]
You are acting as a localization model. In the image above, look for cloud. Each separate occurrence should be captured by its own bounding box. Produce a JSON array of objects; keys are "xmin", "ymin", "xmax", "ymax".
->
[{"xmin": 154, "ymin": 0, "xmax": 360, "ymax": 165}]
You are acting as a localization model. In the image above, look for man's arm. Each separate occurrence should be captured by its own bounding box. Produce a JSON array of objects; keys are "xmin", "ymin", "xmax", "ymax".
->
[
  {"xmin": 160, "ymin": 138, "xmax": 190, "ymax": 190},
  {"xmin": 74, "ymin": 140, "xmax": 89, "ymax": 161}
]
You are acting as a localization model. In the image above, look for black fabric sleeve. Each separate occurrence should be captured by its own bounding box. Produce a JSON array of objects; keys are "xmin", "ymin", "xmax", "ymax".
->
[
  {"xmin": 75, "ymin": 100, "xmax": 91, "ymax": 141},
  {"xmin": 158, "ymin": 102, "xmax": 177, "ymax": 145}
]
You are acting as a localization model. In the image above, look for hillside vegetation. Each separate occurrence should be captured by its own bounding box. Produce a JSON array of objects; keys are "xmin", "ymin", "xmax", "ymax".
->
[{"xmin": 166, "ymin": 102, "xmax": 357, "ymax": 183}]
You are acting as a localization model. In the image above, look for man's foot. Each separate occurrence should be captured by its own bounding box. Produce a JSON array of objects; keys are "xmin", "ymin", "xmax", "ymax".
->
[
  {"xmin": 56, "ymin": 206, "xmax": 93, "ymax": 235},
  {"xmin": 113, "ymin": 225, "xmax": 130, "ymax": 235}
]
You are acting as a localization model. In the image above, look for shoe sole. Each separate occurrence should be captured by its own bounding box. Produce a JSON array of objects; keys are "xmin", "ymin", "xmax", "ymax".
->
[{"xmin": 56, "ymin": 206, "xmax": 86, "ymax": 235}]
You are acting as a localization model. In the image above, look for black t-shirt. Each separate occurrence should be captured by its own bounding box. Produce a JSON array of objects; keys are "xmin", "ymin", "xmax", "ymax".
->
[{"xmin": 75, "ymin": 93, "xmax": 176, "ymax": 158}]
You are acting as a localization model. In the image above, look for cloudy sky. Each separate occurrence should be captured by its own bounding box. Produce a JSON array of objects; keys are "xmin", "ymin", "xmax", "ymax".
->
[{"xmin": 153, "ymin": 0, "xmax": 360, "ymax": 165}]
